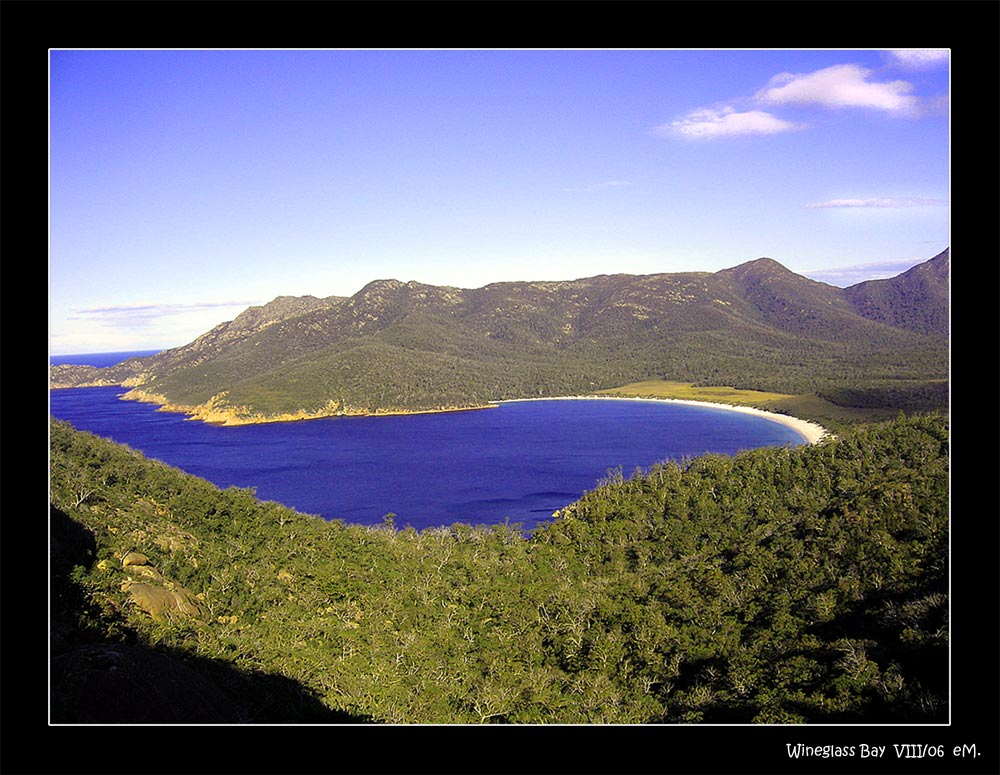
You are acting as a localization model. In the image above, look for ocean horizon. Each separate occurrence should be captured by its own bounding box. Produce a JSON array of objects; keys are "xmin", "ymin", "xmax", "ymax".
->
[{"xmin": 51, "ymin": 349, "xmax": 163, "ymax": 368}]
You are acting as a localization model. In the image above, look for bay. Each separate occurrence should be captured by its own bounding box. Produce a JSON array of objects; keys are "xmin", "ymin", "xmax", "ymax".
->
[{"xmin": 49, "ymin": 385, "xmax": 805, "ymax": 532}]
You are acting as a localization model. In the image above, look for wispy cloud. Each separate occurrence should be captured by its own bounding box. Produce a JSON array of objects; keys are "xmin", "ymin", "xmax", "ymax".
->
[
  {"xmin": 886, "ymin": 49, "xmax": 950, "ymax": 70},
  {"xmin": 658, "ymin": 107, "xmax": 803, "ymax": 139},
  {"xmin": 806, "ymin": 197, "xmax": 949, "ymax": 209},
  {"xmin": 756, "ymin": 64, "xmax": 918, "ymax": 115},
  {"xmin": 561, "ymin": 180, "xmax": 634, "ymax": 193},
  {"xmin": 72, "ymin": 300, "xmax": 257, "ymax": 327}
]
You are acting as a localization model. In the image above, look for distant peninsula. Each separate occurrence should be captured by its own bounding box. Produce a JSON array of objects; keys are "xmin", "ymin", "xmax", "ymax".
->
[{"xmin": 51, "ymin": 250, "xmax": 949, "ymax": 431}]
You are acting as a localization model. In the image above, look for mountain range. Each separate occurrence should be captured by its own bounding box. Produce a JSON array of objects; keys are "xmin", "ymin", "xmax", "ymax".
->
[{"xmin": 50, "ymin": 249, "xmax": 949, "ymax": 424}]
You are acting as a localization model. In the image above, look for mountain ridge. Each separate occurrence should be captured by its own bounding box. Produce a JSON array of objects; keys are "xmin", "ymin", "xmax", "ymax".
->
[
  {"xmin": 51, "ymin": 250, "xmax": 949, "ymax": 424},
  {"xmin": 843, "ymin": 250, "xmax": 950, "ymax": 336}
]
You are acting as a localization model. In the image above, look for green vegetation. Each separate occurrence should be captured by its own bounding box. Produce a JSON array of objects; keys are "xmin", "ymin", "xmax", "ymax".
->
[
  {"xmin": 48, "ymin": 249, "xmax": 951, "ymax": 723},
  {"xmin": 51, "ymin": 411, "xmax": 949, "ymax": 724}
]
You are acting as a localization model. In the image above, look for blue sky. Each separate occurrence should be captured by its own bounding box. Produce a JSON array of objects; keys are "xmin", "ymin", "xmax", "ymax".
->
[{"xmin": 49, "ymin": 49, "xmax": 950, "ymax": 355}]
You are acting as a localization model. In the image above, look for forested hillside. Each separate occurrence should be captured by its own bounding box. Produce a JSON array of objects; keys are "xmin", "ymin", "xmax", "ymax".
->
[
  {"xmin": 843, "ymin": 252, "xmax": 950, "ymax": 336},
  {"xmin": 50, "ymin": 412, "xmax": 948, "ymax": 724},
  {"xmin": 50, "ymin": 251, "xmax": 949, "ymax": 424}
]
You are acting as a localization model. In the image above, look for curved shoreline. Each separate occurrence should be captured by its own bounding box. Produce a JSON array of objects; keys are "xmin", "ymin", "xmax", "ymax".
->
[
  {"xmin": 76, "ymin": 383, "xmax": 830, "ymax": 442},
  {"xmin": 495, "ymin": 395, "xmax": 831, "ymax": 445}
]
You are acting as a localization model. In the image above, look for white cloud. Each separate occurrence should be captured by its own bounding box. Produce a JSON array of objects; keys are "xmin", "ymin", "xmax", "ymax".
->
[
  {"xmin": 756, "ymin": 64, "xmax": 918, "ymax": 114},
  {"xmin": 887, "ymin": 49, "xmax": 950, "ymax": 69},
  {"xmin": 660, "ymin": 107, "xmax": 803, "ymax": 139},
  {"xmin": 658, "ymin": 55, "xmax": 943, "ymax": 142},
  {"xmin": 806, "ymin": 197, "xmax": 949, "ymax": 209}
]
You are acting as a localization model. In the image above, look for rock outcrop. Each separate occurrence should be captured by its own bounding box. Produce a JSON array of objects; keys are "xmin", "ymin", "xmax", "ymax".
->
[{"xmin": 116, "ymin": 552, "xmax": 205, "ymax": 620}]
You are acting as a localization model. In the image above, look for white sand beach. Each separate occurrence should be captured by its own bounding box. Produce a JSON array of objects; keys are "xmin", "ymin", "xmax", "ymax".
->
[{"xmin": 496, "ymin": 395, "xmax": 831, "ymax": 445}]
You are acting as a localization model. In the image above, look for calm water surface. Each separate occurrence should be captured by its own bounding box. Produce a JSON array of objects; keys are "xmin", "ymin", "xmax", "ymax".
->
[{"xmin": 50, "ymin": 357, "xmax": 804, "ymax": 531}]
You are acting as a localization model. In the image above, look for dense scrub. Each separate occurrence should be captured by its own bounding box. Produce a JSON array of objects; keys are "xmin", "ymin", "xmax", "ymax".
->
[{"xmin": 49, "ymin": 412, "xmax": 948, "ymax": 723}]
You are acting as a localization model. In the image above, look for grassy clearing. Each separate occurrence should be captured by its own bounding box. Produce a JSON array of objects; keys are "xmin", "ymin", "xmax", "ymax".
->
[
  {"xmin": 766, "ymin": 394, "xmax": 913, "ymax": 431},
  {"xmin": 596, "ymin": 380, "xmax": 910, "ymax": 432},
  {"xmin": 597, "ymin": 380, "xmax": 794, "ymax": 406}
]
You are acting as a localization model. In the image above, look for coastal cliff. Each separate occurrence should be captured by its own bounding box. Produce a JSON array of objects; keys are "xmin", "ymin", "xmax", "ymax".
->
[{"xmin": 121, "ymin": 388, "xmax": 492, "ymax": 426}]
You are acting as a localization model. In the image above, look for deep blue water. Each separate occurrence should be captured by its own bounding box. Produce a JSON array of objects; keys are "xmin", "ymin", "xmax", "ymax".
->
[
  {"xmin": 51, "ymin": 350, "xmax": 162, "ymax": 368},
  {"xmin": 49, "ymin": 379, "xmax": 805, "ymax": 532}
]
